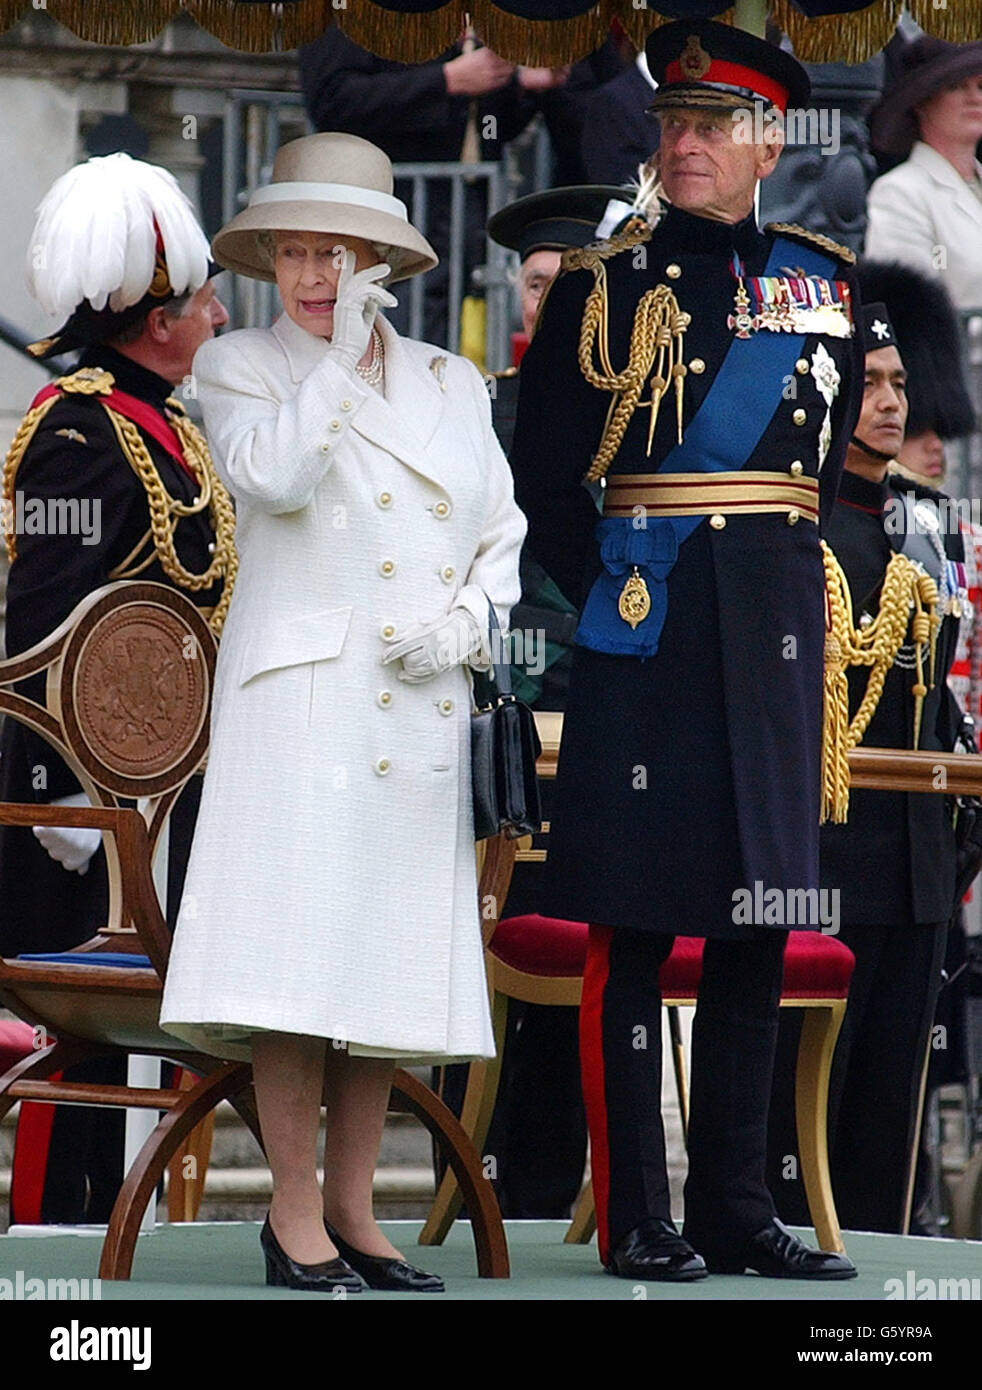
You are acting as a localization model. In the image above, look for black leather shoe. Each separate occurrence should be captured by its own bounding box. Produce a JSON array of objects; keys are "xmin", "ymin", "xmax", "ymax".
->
[
  {"xmin": 700, "ymin": 1219, "xmax": 857, "ymax": 1279},
  {"xmin": 261, "ymin": 1216, "xmax": 364, "ymax": 1292},
  {"xmin": 605, "ymin": 1218, "xmax": 708, "ymax": 1282},
  {"xmin": 324, "ymin": 1220, "xmax": 445, "ymax": 1293}
]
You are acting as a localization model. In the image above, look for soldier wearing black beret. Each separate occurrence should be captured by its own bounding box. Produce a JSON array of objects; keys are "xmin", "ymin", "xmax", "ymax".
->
[{"xmin": 511, "ymin": 19, "xmax": 863, "ymax": 1280}]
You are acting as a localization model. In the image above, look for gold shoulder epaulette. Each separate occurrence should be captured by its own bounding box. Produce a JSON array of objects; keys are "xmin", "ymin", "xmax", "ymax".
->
[
  {"xmin": 765, "ymin": 223, "xmax": 856, "ymax": 266},
  {"xmin": 561, "ymin": 217, "xmax": 652, "ymax": 273},
  {"xmin": 55, "ymin": 366, "xmax": 116, "ymax": 396}
]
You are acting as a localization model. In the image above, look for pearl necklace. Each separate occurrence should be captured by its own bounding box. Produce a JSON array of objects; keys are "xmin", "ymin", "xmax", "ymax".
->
[{"xmin": 355, "ymin": 328, "xmax": 384, "ymax": 388}]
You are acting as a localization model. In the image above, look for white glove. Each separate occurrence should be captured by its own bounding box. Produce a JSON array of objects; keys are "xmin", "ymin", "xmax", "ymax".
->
[
  {"xmin": 327, "ymin": 252, "xmax": 398, "ymax": 372},
  {"xmin": 33, "ymin": 793, "xmax": 101, "ymax": 875},
  {"xmin": 381, "ymin": 608, "xmax": 489, "ymax": 684}
]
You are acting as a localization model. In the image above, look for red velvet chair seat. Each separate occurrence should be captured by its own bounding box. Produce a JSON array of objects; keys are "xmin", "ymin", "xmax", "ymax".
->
[
  {"xmin": 490, "ymin": 915, "xmax": 854, "ymax": 997},
  {"xmin": 0, "ymin": 1020, "xmax": 35, "ymax": 1074}
]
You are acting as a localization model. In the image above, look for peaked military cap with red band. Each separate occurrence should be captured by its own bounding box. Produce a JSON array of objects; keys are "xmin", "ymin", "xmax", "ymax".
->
[{"xmin": 644, "ymin": 19, "xmax": 810, "ymax": 116}]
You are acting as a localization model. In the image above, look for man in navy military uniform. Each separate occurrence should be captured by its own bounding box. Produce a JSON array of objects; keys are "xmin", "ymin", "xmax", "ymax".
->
[
  {"xmin": 766, "ymin": 303, "xmax": 965, "ymax": 1234},
  {"xmin": 511, "ymin": 19, "xmax": 864, "ymax": 1280}
]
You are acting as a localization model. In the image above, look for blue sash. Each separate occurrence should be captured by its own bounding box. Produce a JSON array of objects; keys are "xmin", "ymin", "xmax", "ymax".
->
[{"xmin": 574, "ymin": 236, "xmax": 838, "ymax": 657}]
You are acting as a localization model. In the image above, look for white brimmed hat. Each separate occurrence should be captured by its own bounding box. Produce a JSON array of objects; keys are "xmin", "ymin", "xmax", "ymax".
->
[{"xmin": 212, "ymin": 132, "xmax": 438, "ymax": 284}]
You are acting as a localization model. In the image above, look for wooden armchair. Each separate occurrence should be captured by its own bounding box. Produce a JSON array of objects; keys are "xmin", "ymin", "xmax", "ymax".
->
[
  {"xmin": 0, "ymin": 581, "xmax": 509, "ymax": 1280},
  {"xmin": 420, "ymin": 711, "xmax": 856, "ymax": 1255}
]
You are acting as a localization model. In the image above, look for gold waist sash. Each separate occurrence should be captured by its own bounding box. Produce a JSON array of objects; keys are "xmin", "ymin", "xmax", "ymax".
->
[{"xmin": 602, "ymin": 470, "xmax": 819, "ymax": 524}]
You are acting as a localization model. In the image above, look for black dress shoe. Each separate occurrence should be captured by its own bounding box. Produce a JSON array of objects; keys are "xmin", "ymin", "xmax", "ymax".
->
[
  {"xmin": 260, "ymin": 1216, "xmax": 364, "ymax": 1292},
  {"xmin": 605, "ymin": 1218, "xmax": 708, "ymax": 1282},
  {"xmin": 324, "ymin": 1220, "xmax": 445, "ymax": 1293},
  {"xmin": 699, "ymin": 1219, "xmax": 857, "ymax": 1279}
]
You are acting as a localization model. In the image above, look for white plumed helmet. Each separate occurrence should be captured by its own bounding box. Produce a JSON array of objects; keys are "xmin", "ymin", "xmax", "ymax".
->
[{"xmin": 26, "ymin": 152, "xmax": 214, "ymax": 356}]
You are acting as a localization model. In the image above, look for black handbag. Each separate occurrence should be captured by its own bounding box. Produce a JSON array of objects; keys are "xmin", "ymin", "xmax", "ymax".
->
[{"xmin": 470, "ymin": 597, "xmax": 542, "ymax": 841}]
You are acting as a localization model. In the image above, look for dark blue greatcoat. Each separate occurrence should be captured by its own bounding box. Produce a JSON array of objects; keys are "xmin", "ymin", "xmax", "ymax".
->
[{"xmin": 510, "ymin": 203, "xmax": 864, "ymax": 938}]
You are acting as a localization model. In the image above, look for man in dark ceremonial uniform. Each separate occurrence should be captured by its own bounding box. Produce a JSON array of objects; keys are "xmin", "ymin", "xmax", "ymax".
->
[
  {"xmin": 511, "ymin": 20, "xmax": 864, "ymax": 1279},
  {"xmin": 0, "ymin": 153, "xmax": 237, "ymax": 1222},
  {"xmin": 767, "ymin": 304, "xmax": 965, "ymax": 1234}
]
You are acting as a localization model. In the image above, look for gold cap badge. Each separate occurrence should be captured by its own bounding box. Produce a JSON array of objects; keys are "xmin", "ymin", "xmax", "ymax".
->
[{"xmin": 680, "ymin": 36, "xmax": 712, "ymax": 81}]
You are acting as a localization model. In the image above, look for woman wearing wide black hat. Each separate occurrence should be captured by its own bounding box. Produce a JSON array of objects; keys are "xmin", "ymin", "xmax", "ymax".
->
[{"xmin": 866, "ymin": 36, "xmax": 982, "ymax": 311}]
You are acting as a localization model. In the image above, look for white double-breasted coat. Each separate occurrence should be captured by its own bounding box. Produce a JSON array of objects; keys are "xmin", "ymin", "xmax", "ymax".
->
[{"xmin": 159, "ymin": 311, "xmax": 525, "ymax": 1062}]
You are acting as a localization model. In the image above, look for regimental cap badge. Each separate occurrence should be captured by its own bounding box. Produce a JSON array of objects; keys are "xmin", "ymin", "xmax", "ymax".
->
[{"xmin": 679, "ymin": 35, "xmax": 712, "ymax": 81}]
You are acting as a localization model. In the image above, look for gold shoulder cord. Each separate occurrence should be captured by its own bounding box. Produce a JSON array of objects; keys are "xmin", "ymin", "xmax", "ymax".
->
[
  {"xmin": 2, "ymin": 369, "xmax": 237, "ymax": 636},
  {"xmin": 569, "ymin": 222, "xmax": 692, "ymax": 483},
  {"xmin": 820, "ymin": 540, "xmax": 939, "ymax": 824}
]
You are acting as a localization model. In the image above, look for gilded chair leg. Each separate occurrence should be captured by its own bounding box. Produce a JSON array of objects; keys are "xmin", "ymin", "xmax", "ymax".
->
[
  {"xmin": 99, "ymin": 1064, "xmax": 252, "ymax": 1280},
  {"xmin": 795, "ymin": 1003, "xmax": 846, "ymax": 1254},
  {"xmin": 667, "ymin": 1005, "xmax": 690, "ymax": 1144},
  {"xmin": 564, "ymin": 1176, "xmax": 596, "ymax": 1244},
  {"xmin": 418, "ymin": 988, "xmax": 509, "ymax": 1247}
]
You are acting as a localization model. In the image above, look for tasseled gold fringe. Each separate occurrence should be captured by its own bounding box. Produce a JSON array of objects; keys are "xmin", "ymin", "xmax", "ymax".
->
[
  {"xmin": 771, "ymin": 0, "xmax": 901, "ymax": 66},
  {"xmin": 47, "ymin": 0, "xmax": 179, "ymax": 46},
  {"xmin": 15, "ymin": 0, "xmax": 980, "ymax": 64},
  {"xmin": 907, "ymin": 0, "xmax": 982, "ymax": 45},
  {"xmin": 472, "ymin": 1, "xmax": 607, "ymax": 66},
  {"xmin": 336, "ymin": 4, "xmax": 465, "ymax": 65}
]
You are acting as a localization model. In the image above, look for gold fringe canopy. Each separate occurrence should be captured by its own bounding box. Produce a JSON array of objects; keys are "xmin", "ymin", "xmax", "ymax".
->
[
  {"xmin": 2, "ymin": 2, "xmax": 982, "ymax": 62},
  {"xmin": 566, "ymin": 219, "xmax": 693, "ymax": 483},
  {"xmin": 771, "ymin": 0, "xmax": 901, "ymax": 66},
  {"xmin": 820, "ymin": 539, "xmax": 939, "ymax": 825},
  {"xmin": 2, "ymin": 369, "xmax": 237, "ymax": 637}
]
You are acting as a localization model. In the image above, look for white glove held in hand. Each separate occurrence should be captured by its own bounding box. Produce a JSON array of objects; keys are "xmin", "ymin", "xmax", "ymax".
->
[
  {"xmin": 382, "ymin": 608, "xmax": 489, "ymax": 684},
  {"xmin": 33, "ymin": 793, "xmax": 101, "ymax": 875},
  {"xmin": 327, "ymin": 253, "xmax": 398, "ymax": 372}
]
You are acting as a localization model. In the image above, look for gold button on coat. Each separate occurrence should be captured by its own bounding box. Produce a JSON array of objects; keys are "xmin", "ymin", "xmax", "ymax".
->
[
  {"xmin": 666, "ymin": 263, "xmax": 682, "ymax": 279},
  {"xmin": 434, "ymin": 501, "xmax": 450, "ymax": 518},
  {"xmin": 378, "ymin": 690, "xmax": 392, "ymax": 708},
  {"xmin": 709, "ymin": 514, "xmax": 726, "ymax": 530},
  {"xmin": 795, "ymin": 359, "xmax": 808, "ymax": 375},
  {"xmin": 374, "ymin": 758, "xmax": 391, "ymax": 776},
  {"xmin": 792, "ymin": 408, "xmax": 807, "ymax": 425},
  {"xmin": 340, "ymin": 399, "xmax": 353, "ymax": 411},
  {"xmin": 787, "ymin": 509, "xmax": 800, "ymax": 526},
  {"xmin": 689, "ymin": 358, "xmax": 705, "ymax": 374},
  {"xmin": 377, "ymin": 491, "xmax": 392, "ymax": 508},
  {"xmin": 381, "ymin": 623, "xmax": 395, "ymax": 639},
  {"xmin": 441, "ymin": 565, "xmax": 455, "ymax": 582},
  {"xmin": 439, "ymin": 699, "xmax": 454, "ymax": 715},
  {"xmin": 329, "ymin": 420, "xmax": 341, "ymax": 432},
  {"xmin": 379, "ymin": 559, "xmax": 395, "ymax": 576},
  {"xmin": 789, "ymin": 460, "xmax": 804, "ymax": 476}
]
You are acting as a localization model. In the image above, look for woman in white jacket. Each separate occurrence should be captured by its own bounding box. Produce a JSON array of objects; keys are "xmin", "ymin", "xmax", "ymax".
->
[{"xmin": 159, "ymin": 133, "xmax": 525, "ymax": 1292}]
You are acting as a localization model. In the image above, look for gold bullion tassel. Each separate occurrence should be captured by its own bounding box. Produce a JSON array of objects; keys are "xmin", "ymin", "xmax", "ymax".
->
[
  {"xmin": 820, "ymin": 541, "xmax": 939, "ymax": 824},
  {"xmin": 618, "ymin": 567, "xmax": 651, "ymax": 630},
  {"xmin": 576, "ymin": 256, "xmax": 690, "ymax": 483}
]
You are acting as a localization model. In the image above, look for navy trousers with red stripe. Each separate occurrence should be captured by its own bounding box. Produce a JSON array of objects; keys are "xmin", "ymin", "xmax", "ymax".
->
[{"xmin": 581, "ymin": 923, "xmax": 788, "ymax": 1263}]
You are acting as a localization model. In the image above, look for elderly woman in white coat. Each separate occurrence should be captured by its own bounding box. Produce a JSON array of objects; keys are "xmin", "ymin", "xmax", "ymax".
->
[{"xmin": 160, "ymin": 133, "xmax": 525, "ymax": 1293}]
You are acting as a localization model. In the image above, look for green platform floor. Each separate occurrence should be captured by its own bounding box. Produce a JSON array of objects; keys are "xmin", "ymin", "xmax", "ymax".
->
[{"xmin": 1, "ymin": 1221, "xmax": 980, "ymax": 1299}]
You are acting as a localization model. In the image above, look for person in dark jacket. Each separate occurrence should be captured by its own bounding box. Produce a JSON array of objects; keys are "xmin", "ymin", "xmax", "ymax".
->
[
  {"xmin": 511, "ymin": 20, "xmax": 863, "ymax": 1281},
  {"xmin": 766, "ymin": 303, "xmax": 965, "ymax": 1234},
  {"xmin": 0, "ymin": 153, "xmax": 235, "ymax": 1223}
]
